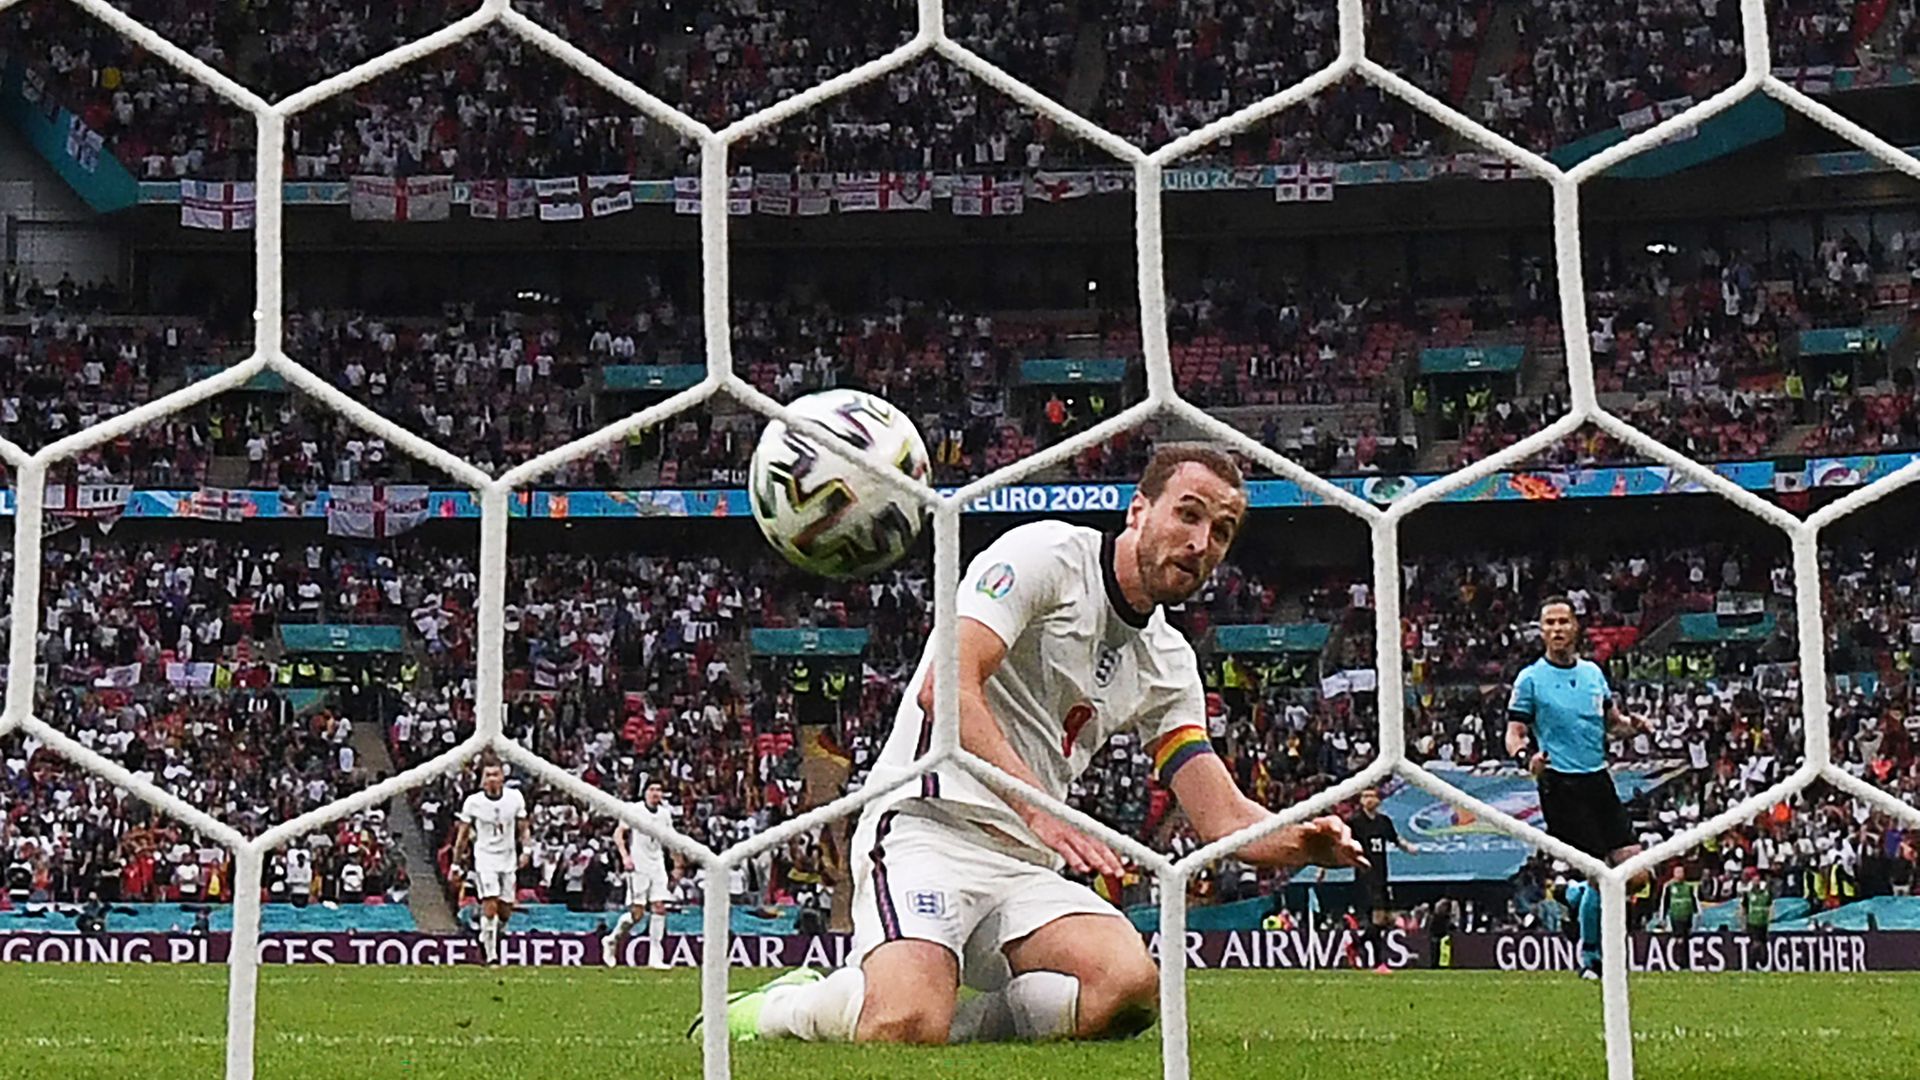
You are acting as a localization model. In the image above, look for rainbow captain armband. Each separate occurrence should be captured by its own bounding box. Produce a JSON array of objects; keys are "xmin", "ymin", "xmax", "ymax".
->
[{"xmin": 1147, "ymin": 725, "xmax": 1215, "ymax": 785}]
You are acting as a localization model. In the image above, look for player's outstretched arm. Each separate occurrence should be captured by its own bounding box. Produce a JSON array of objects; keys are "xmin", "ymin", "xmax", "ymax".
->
[
  {"xmin": 612, "ymin": 822, "xmax": 634, "ymax": 871},
  {"xmin": 918, "ymin": 617, "xmax": 1124, "ymax": 877},
  {"xmin": 1165, "ymin": 756, "xmax": 1367, "ymax": 871}
]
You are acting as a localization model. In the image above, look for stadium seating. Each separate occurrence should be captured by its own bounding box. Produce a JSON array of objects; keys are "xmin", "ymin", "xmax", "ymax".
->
[
  {"xmin": 5, "ymin": 0, "xmax": 1879, "ymax": 184},
  {"xmin": 3, "ymin": 496, "xmax": 1915, "ymax": 928},
  {"xmin": 7, "ymin": 236, "xmax": 1915, "ymax": 489}
]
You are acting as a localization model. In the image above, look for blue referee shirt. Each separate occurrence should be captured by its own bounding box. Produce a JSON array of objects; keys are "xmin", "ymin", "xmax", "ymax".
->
[{"xmin": 1507, "ymin": 657, "xmax": 1612, "ymax": 774}]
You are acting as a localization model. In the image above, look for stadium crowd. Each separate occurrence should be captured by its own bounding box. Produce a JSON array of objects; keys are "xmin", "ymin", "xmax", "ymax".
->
[
  {"xmin": 1397, "ymin": 538, "xmax": 1918, "ymax": 922},
  {"xmin": 1090, "ymin": 0, "xmax": 1475, "ymax": 161},
  {"xmin": 1, "ymin": 706, "xmax": 400, "ymax": 911},
  {"xmin": 0, "ymin": 282, "xmax": 1426, "ymax": 486},
  {"xmin": 817, "ymin": 533, "xmax": 1916, "ymax": 914},
  {"xmin": 7, "ymin": 0, "xmax": 1896, "ymax": 185},
  {"xmin": 381, "ymin": 546, "xmax": 825, "ymax": 915},
  {"xmin": 1446, "ymin": 390, "xmax": 1790, "ymax": 468},
  {"xmin": 1442, "ymin": 231, "xmax": 1916, "ymax": 468},
  {"xmin": 4, "ymin": 233, "xmax": 1913, "ymax": 494},
  {"xmin": 2, "ymin": 519, "xmax": 1917, "ymax": 931},
  {"xmin": 1482, "ymin": 0, "xmax": 1868, "ymax": 154},
  {"xmin": 7, "ymin": 0, "xmax": 1083, "ymax": 179},
  {"xmin": 0, "ymin": 530, "xmax": 494, "ymax": 910}
]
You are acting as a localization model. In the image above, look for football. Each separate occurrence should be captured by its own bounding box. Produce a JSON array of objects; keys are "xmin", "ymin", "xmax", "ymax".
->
[{"xmin": 748, "ymin": 388, "xmax": 932, "ymax": 578}]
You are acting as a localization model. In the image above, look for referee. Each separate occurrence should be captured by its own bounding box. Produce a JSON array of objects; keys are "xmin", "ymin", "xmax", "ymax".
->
[
  {"xmin": 1505, "ymin": 595, "xmax": 1654, "ymax": 978},
  {"xmin": 1348, "ymin": 786, "xmax": 1415, "ymax": 972}
]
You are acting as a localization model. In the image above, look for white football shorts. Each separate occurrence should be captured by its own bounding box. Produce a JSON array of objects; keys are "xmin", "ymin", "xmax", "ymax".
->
[
  {"xmin": 848, "ymin": 807, "xmax": 1119, "ymax": 992},
  {"xmin": 626, "ymin": 861, "xmax": 671, "ymax": 907},
  {"xmin": 472, "ymin": 862, "xmax": 516, "ymax": 902}
]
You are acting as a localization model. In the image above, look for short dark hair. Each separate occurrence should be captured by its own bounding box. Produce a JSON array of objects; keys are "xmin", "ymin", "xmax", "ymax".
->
[
  {"xmin": 479, "ymin": 753, "xmax": 504, "ymax": 774},
  {"xmin": 1139, "ymin": 444, "xmax": 1245, "ymax": 500},
  {"xmin": 1539, "ymin": 595, "xmax": 1578, "ymax": 619}
]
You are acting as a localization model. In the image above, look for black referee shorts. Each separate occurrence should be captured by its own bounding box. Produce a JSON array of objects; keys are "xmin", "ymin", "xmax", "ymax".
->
[
  {"xmin": 1357, "ymin": 874, "xmax": 1392, "ymax": 915},
  {"xmin": 1537, "ymin": 768, "xmax": 1635, "ymax": 859}
]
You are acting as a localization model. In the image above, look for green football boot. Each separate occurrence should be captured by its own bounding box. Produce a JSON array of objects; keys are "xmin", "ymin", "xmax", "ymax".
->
[{"xmin": 686, "ymin": 967, "xmax": 826, "ymax": 1042}]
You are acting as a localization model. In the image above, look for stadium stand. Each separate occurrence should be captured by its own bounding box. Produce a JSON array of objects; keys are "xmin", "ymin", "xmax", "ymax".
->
[
  {"xmin": 9, "ymin": 226, "xmax": 1915, "ymax": 497},
  {"xmin": 28, "ymin": 525, "xmax": 1868, "ymax": 923},
  {"xmin": 9, "ymin": 0, "xmax": 1892, "ymax": 185},
  {"xmin": 3, "ymin": 486, "xmax": 1917, "ymax": 933}
]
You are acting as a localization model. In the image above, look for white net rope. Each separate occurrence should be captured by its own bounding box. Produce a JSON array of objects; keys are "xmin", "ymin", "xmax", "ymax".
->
[{"xmin": 0, "ymin": 0, "xmax": 1916, "ymax": 1077}]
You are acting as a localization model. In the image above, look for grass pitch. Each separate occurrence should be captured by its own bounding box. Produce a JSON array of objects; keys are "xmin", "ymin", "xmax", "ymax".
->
[{"xmin": 1, "ymin": 965, "xmax": 1914, "ymax": 1079}]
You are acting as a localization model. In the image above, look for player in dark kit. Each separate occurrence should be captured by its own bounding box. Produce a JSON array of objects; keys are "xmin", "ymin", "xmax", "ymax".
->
[{"xmin": 1347, "ymin": 786, "xmax": 1416, "ymax": 972}]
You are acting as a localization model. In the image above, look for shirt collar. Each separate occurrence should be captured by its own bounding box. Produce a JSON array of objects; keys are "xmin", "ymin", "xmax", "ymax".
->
[{"xmin": 1102, "ymin": 533, "xmax": 1152, "ymax": 630}]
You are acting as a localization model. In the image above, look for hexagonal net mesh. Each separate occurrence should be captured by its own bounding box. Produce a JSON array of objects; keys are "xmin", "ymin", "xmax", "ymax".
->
[{"xmin": 3, "ymin": 0, "xmax": 1920, "ymax": 1078}]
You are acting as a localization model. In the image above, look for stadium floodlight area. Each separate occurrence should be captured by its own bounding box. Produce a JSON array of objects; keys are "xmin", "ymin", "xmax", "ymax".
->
[{"xmin": 1, "ymin": 0, "xmax": 1917, "ymax": 1077}]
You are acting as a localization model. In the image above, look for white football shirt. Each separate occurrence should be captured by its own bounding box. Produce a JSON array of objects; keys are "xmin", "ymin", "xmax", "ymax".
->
[
  {"xmin": 869, "ymin": 520, "xmax": 1210, "ymax": 864},
  {"xmin": 459, "ymin": 787, "xmax": 527, "ymax": 868},
  {"xmin": 626, "ymin": 802, "xmax": 677, "ymax": 868}
]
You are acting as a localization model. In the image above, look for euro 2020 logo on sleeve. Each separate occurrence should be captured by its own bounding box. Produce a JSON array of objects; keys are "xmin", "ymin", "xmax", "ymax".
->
[{"xmin": 976, "ymin": 562, "xmax": 1016, "ymax": 599}]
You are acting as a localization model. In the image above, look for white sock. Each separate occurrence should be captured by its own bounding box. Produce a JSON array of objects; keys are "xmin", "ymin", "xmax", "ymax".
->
[
  {"xmin": 757, "ymin": 967, "xmax": 864, "ymax": 1042},
  {"xmin": 1005, "ymin": 971, "xmax": 1080, "ymax": 1041},
  {"xmin": 610, "ymin": 911, "xmax": 636, "ymax": 941},
  {"xmin": 479, "ymin": 915, "xmax": 498, "ymax": 962},
  {"xmin": 646, "ymin": 911, "xmax": 667, "ymax": 962}
]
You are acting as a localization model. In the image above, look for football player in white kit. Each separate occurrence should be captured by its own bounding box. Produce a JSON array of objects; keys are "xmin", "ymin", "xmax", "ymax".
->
[
  {"xmin": 709, "ymin": 445, "xmax": 1369, "ymax": 1045},
  {"xmin": 454, "ymin": 757, "xmax": 530, "ymax": 966},
  {"xmin": 602, "ymin": 780, "xmax": 680, "ymax": 969}
]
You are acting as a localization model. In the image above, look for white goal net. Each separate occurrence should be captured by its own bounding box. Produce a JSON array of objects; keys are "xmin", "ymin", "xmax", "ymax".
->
[{"xmin": 2, "ymin": 0, "xmax": 1918, "ymax": 1078}]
